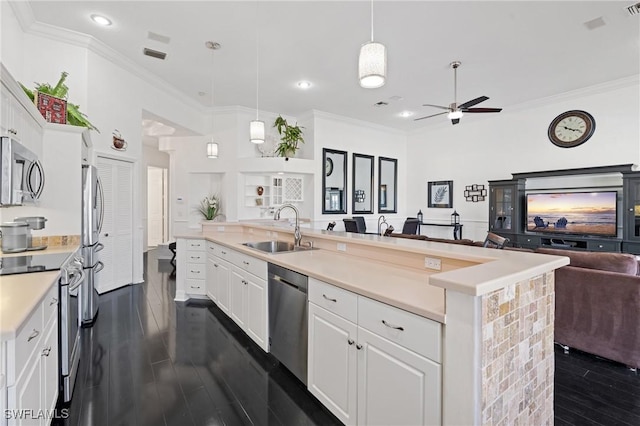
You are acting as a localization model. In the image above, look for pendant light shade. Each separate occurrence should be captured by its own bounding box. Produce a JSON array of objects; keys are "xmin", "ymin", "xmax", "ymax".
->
[
  {"xmin": 250, "ymin": 120, "xmax": 265, "ymax": 144},
  {"xmin": 207, "ymin": 141, "xmax": 218, "ymax": 158},
  {"xmin": 358, "ymin": 41, "xmax": 386, "ymax": 88}
]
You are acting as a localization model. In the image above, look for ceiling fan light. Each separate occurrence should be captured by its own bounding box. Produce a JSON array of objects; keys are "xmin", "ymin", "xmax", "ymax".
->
[
  {"xmin": 250, "ymin": 120, "xmax": 265, "ymax": 144},
  {"xmin": 447, "ymin": 110, "xmax": 464, "ymax": 120},
  {"xmin": 207, "ymin": 141, "xmax": 219, "ymax": 158},
  {"xmin": 358, "ymin": 42, "xmax": 386, "ymax": 89}
]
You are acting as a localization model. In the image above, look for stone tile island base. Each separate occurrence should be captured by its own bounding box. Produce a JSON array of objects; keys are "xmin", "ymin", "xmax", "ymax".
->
[{"xmin": 481, "ymin": 271, "xmax": 554, "ymax": 425}]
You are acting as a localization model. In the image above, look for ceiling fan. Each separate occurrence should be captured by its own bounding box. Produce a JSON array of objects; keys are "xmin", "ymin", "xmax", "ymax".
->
[{"xmin": 414, "ymin": 61, "xmax": 502, "ymax": 125}]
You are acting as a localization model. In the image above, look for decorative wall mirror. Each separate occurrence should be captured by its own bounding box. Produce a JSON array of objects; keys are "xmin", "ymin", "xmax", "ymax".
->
[
  {"xmin": 322, "ymin": 148, "xmax": 347, "ymax": 214},
  {"xmin": 352, "ymin": 153, "xmax": 374, "ymax": 214},
  {"xmin": 378, "ymin": 157, "xmax": 397, "ymax": 213}
]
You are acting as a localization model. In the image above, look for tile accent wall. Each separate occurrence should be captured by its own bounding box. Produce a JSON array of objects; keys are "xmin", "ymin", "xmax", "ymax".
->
[
  {"xmin": 32, "ymin": 235, "xmax": 81, "ymax": 248},
  {"xmin": 481, "ymin": 271, "xmax": 555, "ymax": 425}
]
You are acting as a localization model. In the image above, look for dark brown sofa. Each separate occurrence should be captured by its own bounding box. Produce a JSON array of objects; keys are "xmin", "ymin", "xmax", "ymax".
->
[{"xmin": 536, "ymin": 247, "xmax": 640, "ymax": 369}]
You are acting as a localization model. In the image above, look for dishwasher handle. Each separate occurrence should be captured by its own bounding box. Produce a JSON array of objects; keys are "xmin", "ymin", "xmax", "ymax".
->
[{"xmin": 270, "ymin": 273, "xmax": 308, "ymax": 294}]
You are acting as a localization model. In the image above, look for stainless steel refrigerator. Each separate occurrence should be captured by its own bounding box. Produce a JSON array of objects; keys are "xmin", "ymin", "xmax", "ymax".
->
[{"xmin": 81, "ymin": 164, "xmax": 104, "ymax": 326}]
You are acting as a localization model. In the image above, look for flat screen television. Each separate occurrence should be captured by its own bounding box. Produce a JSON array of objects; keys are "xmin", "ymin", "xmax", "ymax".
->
[{"xmin": 526, "ymin": 191, "xmax": 617, "ymax": 237}]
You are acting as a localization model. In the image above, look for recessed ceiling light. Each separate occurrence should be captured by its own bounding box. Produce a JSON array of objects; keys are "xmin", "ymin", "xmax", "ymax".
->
[
  {"xmin": 91, "ymin": 14, "xmax": 112, "ymax": 26},
  {"xmin": 399, "ymin": 111, "xmax": 414, "ymax": 118},
  {"xmin": 297, "ymin": 81, "xmax": 312, "ymax": 89}
]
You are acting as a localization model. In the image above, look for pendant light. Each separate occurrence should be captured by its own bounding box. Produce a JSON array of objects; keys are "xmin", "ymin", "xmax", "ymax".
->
[
  {"xmin": 358, "ymin": 0, "xmax": 386, "ymax": 89},
  {"xmin": 250, "ymin": 3, "xmax": 265, "ymax": 144},
  {"xmin": 206, "ymin": 41, "xmax": 220, "ymax": 158}
]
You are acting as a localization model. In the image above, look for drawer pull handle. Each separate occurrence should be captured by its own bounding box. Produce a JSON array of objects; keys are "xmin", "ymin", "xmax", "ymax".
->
[
  {"xmin": 190, "ymin": 286, "xmax": 200, "ymax": 289},
  {"xmin": 322, "ymin": 294, "xmax": 337, "ymax": 303},
  {"xmin": 191, "ymin": 256, "xmax": 200, "ymax": 260},
  {"xmin": 242, "ymin": 280, "xmax": 248, "ymax": 285},
  {"xmin": 42, "ymin": 346, "xmax": 51, "ymax": 357},
  {"xmin": 347, "ymin": 339, "xmax": 354, "ymax": 345},
  {"xmin": 356, "ymin": 344, "xmax": 363, "ymax": 350},
  {"xmin": 221, "ymin": 251, "xmax": 227, "ymax": 255},
  {"xmin": 49, "ymin": 298, "xmax": 58, "ymax": 306},
  {"xmin": 382, "ymin": 320, "xmax": 404, "ymax": 331},
  {"xmin": 214, "ymin": 264, "xmax": 219, "ymax": 268},
  {"xmin": 27, "ymin": 329, "xmax": 40, "ymax": 342},
  {"xmin": 190, "ymin": 270, "xmax": 200, "ymax": 274},
  {"xmin": 243, "ymin": 261, "xmax": 250, "ymax": 265}
]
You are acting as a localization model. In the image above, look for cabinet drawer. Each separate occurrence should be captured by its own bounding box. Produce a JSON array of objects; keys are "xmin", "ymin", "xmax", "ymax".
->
[
  {"xmin": 236, "ymin": 252, "xmax": 267, "ymax": 279},
  {"xmin": 42, "ymin": 283, "xmax": 59, "ymax": 328},
  {"xmin": 358, "ymin": 296, "xmax": 441, "ymax": 363},
  {"xmin": 206, "ymin": 241, "xmax": 217, "ymax": 257},
  {"xmin": 186, "ymin": 279, "xmax": 206, "ymax": 295},
  {"xmin": 309, "ymin": 278, "xmax": 358, "ymax": 324},
  {"xmin": 14, "ymin": 304, "xmax": 44, "ymax": 383},
  {"xmin": 186, "ymin": 263, "xmax": 206, "ymax": 279},
  {"xmin": 587, "ymin": 240, "xmax": 621, "ymax": 252},
  {"xmin": 215, "ymin": 244, "xmax": 236, "ymax": 263},
  {"xmin": 186, "ymin": 239, "xmax": 205, "ymax": 251},
  {"xmin": 186, "ymin": 250, "xmax": 206, "ymax": 264}
]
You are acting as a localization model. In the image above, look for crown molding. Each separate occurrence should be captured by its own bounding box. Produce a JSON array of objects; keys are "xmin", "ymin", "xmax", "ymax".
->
[{"xmin": 11, "ymin": 4, "xmax": 205, "ymax": 112}]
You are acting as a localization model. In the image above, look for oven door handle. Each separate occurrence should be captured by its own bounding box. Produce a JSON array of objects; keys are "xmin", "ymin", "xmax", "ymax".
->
[
  {"xmin": 94, "ymin": 261, "xmax": 105, "ymax": 274},
  {"xmin": 69, "ymin": 269, "xmax": 86, "ymax": 292}
]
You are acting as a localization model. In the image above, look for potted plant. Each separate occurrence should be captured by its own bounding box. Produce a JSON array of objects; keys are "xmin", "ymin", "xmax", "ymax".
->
[
  {"xmin": 273, "ymin": 115, "xmax": 304, "ymax": 159},
  {"xmin": 20, "ymin": 71, "xmax": 100, "ymax": 132},
  {"xmin": 197, "ymin": 195, "xmax": 222, "ymax": 221}
]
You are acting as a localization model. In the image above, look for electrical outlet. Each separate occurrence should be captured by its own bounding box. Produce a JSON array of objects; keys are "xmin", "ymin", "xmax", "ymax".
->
[
  {"xmin": 337, "ymin": 243, "xmax": 347, "ymax": 252},
  {"xmin": 424, "ymin": 257, "xmax": 441, "ymax": 270}
]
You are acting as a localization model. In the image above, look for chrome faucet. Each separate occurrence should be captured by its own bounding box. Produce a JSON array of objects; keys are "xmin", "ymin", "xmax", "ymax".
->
[
  {"xmin": 274, "ymin": 203, "xmax": 302, "ymax": 246},
  {"xmin": 377, "ymin": 215, "xmax": 388, "ymax": 236}
]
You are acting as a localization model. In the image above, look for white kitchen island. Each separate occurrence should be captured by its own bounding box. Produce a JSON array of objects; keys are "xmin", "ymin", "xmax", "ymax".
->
[{"xmin": 174, "ymin": 222, "xmax": 568, "ymax": 425}]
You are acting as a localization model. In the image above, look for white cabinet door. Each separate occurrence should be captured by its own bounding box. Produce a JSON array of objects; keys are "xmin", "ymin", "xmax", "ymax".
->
[
  {"xmin": 96, "ymin": 156, "xmax": 133, "ymax": 293},
  {"xmin": 245, "ymin": 274, "xmax": 268, "ymax": 352},
  {"xmin": 13, "ymin": 354, "xmax": 41, "ymax": 426},
  {"xmin": 206, "ymin": 256, "xmax": 218, "ymax": 302},
  {"xmin": 229, "ymin": 266, "xmax": 247, "ymax": 330},
  {"xmin": 356, "ymin": 326, "xmax": 441, "ymax": 426},
  {"xmin": 40, "ymin": 322, "xmax": 58, "ymax": 414},
  {"xmin": 216, "ymin": 260, "xmax": 231, "ymax": 315},
  {"xmin": 308, "ymin": 303, "xmax": 358, "ymax": 426}
]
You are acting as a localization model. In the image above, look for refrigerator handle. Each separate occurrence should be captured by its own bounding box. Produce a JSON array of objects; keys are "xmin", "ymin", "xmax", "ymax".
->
[
  {"xmin": 95, "ymin": 243, "xmax": 104, "ymax": 253},
  {"xmin": 97, "ymin": 176, "xmax": 105, "ymax": 234},
  {"xmin": 94, "ymin": 261, "xmax": 105, "ymax": 274}
]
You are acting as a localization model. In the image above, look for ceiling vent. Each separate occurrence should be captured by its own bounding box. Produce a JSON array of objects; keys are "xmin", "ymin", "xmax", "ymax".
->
[
  {"xmin": 374, "ymin": 101, "xmax": 389, "ymax": 107},
  {"xmin": 627, "ymin": 2, "xmax": 640, "ymax": 16},
  {"xmin": 143, "ymin": 48, "xmax": 167, "ymax": 60},
  {"xmin": 147, "ymin": 31, "xmax": 171, "ymax": 44}
]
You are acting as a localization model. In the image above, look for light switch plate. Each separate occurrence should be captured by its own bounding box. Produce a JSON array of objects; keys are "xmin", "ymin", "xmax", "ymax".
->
[{"xmin": 424, "ymin": 257, "xmax": 441, "ymax": 270}]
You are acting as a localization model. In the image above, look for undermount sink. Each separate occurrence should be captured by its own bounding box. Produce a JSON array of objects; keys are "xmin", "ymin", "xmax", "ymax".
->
[{"xmin": 242, "ymin": 240, "xmax": 316, "ymax": 254}]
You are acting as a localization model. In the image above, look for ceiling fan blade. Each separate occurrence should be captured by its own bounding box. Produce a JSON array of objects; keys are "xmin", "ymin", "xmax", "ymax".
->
[
  {"xmin": 451, "ymin": 118, "xmax": 460, "ymax": 125},
  {"xmin": 457, "ymin": 96, "xmax": 489, "ymax": 110},
  {"xmin": 421, "ymin": 103, "xmax": 451, "ymax": 110},
  {"xmin": 462, "ymin": 107, "xmax": 503, "ymax": 113},
  {"xmin": 414, "ymin": 111, "xmax": 449, "ymax": 121}
]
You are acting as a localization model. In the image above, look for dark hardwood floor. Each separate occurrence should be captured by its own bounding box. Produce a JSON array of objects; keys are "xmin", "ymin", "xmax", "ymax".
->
[{"xmin": 53, "ymin": 249, "xmax": 640, "ymax": 425}]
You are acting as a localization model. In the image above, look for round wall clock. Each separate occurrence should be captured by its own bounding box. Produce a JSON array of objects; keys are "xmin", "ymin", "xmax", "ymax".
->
[
  {"xmin": 548, "ymin": 110, "xmax": 596, "ymax": 148},
  {"xmin": 325, "ymin": 157, "xmax": 334, "ymax": 176}
]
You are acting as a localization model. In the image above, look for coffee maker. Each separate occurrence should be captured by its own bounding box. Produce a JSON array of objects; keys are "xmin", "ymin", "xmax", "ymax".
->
[{"xmin": 14, "ymin": 216, "xmax": 48, "ymax": 250}]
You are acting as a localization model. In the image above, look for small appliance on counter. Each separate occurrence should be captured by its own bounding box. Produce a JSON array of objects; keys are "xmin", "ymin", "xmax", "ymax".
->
[
  {"xmin": 14, "ymin": 216, "xmax": 48, "ymax": 250},
  {"xmin": 0, "ymin": 221, "xmax": 29, "ymax": 253}
]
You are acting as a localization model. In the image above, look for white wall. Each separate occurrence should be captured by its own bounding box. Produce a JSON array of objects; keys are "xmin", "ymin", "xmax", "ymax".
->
[
  {"xmin": 313, "ymin": 112, "xmax": 408, "ymax": 232},
  {"xmin": 406, "ymin": 77, "xmax": 640, "ymax": 241}
]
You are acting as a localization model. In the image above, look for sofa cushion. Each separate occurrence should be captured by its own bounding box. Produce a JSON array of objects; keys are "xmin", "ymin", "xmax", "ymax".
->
[{"xmin": 535, "ymin": 247, "xmax": 639, "ymax": 275}]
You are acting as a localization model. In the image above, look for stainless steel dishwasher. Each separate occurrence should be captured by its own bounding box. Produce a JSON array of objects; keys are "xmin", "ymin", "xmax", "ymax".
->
[{"xmin": 268, "ymin": 263, "xmax": 309, "ymax": 385}]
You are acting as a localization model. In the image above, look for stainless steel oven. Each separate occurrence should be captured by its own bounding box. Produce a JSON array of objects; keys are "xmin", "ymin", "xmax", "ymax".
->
[{"xmin": 59, "ymin": 252, "xmax": 84, "ymax": 402}]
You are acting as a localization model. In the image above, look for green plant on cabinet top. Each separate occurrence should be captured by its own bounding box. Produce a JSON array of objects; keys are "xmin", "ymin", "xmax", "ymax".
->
[
  {"xmin": 20, "ymin": 71, "xmax": 100, "ymax": 133},
  {"xmin": 274, "ymin": 115, "xmax": 304, "ymax": 159}
]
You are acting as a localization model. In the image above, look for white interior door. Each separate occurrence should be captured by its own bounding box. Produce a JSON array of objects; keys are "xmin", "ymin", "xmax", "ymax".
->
[
  {"xmin": 147, "ymin": 166, "xmax": 166, "ymax": 247},
  {"xmin": 96, "ymin": 156, "xmax": 133, "ymax": 294}
]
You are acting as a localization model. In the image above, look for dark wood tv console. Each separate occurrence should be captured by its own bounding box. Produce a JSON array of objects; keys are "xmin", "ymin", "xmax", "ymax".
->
[{"xmin": 488, "ymin": 164, "xmax": 638, "ymax": 254}]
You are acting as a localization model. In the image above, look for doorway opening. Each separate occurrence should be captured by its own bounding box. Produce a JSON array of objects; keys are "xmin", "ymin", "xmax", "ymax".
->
[{"xmin": 147, "ymin": 166, "xmax": 168, "ymax": 248}]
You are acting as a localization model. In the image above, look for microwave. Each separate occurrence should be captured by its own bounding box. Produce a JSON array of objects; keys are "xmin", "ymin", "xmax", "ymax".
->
[{"xmin": 0, "ymin": 137, "xmax": 45, "ymax": 206}]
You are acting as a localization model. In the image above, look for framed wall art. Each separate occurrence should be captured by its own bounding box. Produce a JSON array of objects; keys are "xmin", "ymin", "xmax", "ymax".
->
[{"xmin": 428, "ymin": 180, "xmax": 453, "ymax": 208}]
